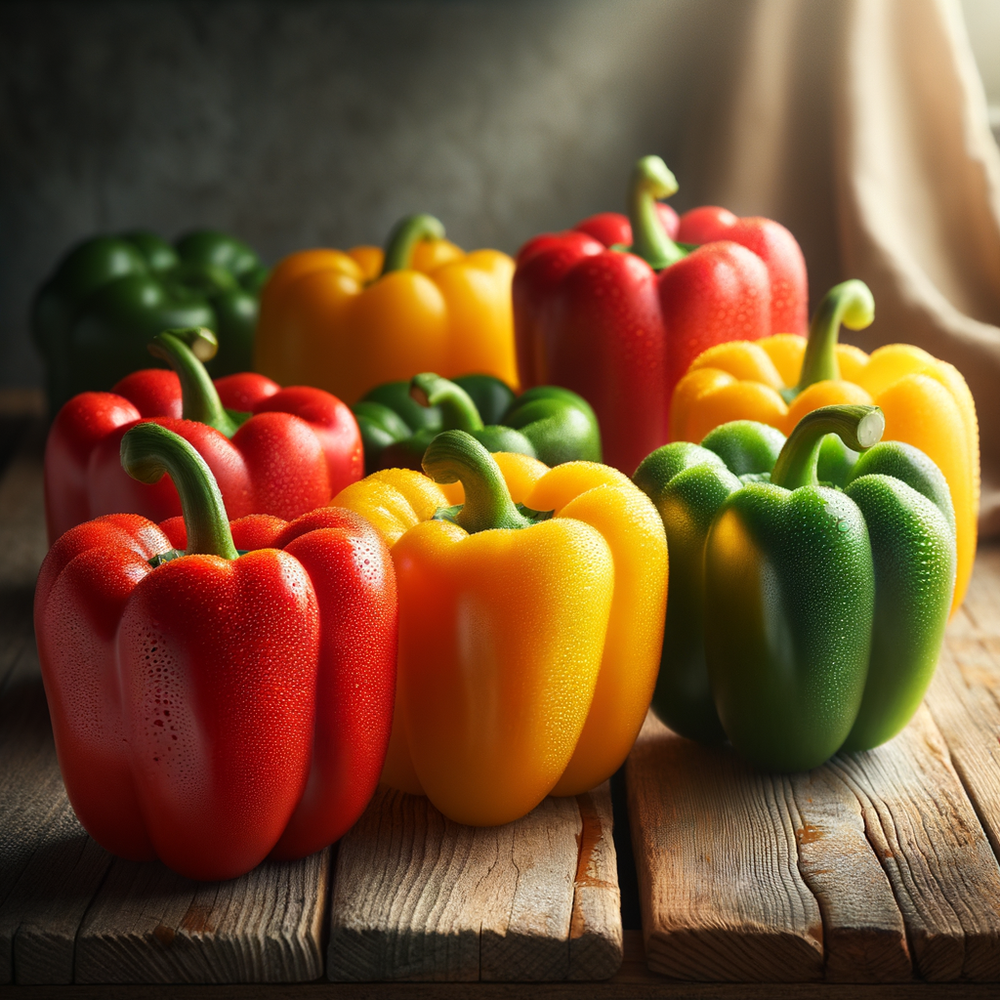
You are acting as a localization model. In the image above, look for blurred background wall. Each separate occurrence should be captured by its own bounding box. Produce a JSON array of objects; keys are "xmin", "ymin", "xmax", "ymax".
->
[{"xmin": 1, "ymin": 0, "xmax": 998, "ymax": 391}]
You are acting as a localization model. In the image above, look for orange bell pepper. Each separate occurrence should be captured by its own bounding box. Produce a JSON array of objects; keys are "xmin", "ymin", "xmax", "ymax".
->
[
  {"xmin": 253, "ymin": 214, "xmax": 518, "ymax": 404},
  {"xmin": 332, "ymin": 433, "xmax": 667, "ymax": 826},
  {"xmin": 669, "ymin": 280, "xmax": 979, "ymax": 612}
]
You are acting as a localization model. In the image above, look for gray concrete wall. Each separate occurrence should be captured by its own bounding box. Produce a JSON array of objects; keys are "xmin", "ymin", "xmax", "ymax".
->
[{"xmin": 1, "ymin": 0, "xmax": 753, "ymax": 389}]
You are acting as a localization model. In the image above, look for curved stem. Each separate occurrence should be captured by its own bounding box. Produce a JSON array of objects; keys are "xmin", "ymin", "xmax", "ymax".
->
[
  {"xmin": 796, "ymin": 280, "xmax": 875, "ymax": 390},
  {"xmin": 147, "ymin": 328, "xmax": 240, "ymax": 437},
  {"xmin": 771, "ymin": 405, "xmax": 884, "ymax": 490},
  {"xmin": 410, "ymin": 373, "xmax": 484, "ymax": 432},
  {"xmin": 381, "ymin": 214, "xmax": 446, "ymax": 275},
  {"xmin": 628, "ymin": 155, "xmax": 685, "ymax": 270},
  {"xmin": 422, "ymin": 430, "xmax": 532, "ymax": 534},
  {"xmin": 120, "ymin": 422, "xmax": 239, "ymax": 559}
]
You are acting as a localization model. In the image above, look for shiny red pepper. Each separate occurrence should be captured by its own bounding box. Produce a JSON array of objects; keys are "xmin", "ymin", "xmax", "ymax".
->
[
  {"xmin": 34, "ymin": 422, "xmax": 396, "ymax": 880},
  {"xmin": 44, "ymin": 327, "xmax": 363, "ymax": 542},
  {"xmin": 513, "ymin": 156, "xmax": 808, "ymax": 475}
]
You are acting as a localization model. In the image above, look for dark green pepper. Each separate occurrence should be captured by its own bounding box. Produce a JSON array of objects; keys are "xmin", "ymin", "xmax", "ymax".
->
[
  {"xmin": 634, "ymin": 404, "xmax": 956, "ymax": 771},
  {"xmin": 353, "ymin": 373, "xmax": 601, "ymax": 475},
  {"xmin": 33, "ymin": 229, "xmax": 268, "ymax": 415}
]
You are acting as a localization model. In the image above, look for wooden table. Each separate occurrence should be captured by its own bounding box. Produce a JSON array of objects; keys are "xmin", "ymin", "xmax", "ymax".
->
[{"xmin": 2, "ymin": 399, "xmax": 999, "ymax": 997}]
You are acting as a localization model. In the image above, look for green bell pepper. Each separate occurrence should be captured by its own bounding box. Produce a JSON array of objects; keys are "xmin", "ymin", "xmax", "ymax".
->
[
  {"xmin": 352, "ymin": 373, "xmax": 602, "ymax": 475},
  {"xmin": 33, "ymin": 229, "xmax": 268, "ymax": 415},
  {"xmin": 634, "ymin": 404, "xmax": 956, "ymax": 771}
]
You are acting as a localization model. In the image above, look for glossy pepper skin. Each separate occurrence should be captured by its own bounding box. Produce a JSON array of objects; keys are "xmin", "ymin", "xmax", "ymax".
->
[
  {"xmin": 513, "ymin": 156, "xmax": 808, "ymax": 475},
  {"xmin": 254, "ymin": 214, "xmax": 519, "ymax": 403},
  {"xmin": 34, "ymin": 422, "xmax": 396, "ymax": 880},
  {"xmin": 354, "ymin": 372, "xmax": 601, "ymax": 474},
  {"xmin": 635, "ymin": 405, "xmax": 956, "ymax": 771},
  {"xmin": 332, "ymin": 431, "xmax": 667, "ymax": 826},
  {"xmin": 33, "ymin": 229, "xmax": 268, "ymax": 415},
  {"xmin": 44, "ymin": 327, "xmax": 362, "ymax": 543},
  {"xmin": 670, "ymin": 280, "xmax": 979, "ymax": 614}
]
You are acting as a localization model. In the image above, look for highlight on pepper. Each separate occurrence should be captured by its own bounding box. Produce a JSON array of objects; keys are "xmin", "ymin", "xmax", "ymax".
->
[
  {"xmin": 668, "ymin": 279, "xmax": 979, "ymax": 614},
  {"xmin": 332, "ymin": 429, "xmax": 667, "ymax": 827},
  {"xmin": 634, "ymin": 404, "xmax": 956, "ymax": 772},
  {"xmin": 34, "ymin": 421, "xmax": 397, "ymax": 881},
  {"xmin": 253, "ymin": 213, "xmax": 519, "ymax": 404}
]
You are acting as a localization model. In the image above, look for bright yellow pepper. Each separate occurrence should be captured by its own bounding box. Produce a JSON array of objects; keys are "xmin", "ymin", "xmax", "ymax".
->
[
  {"xmin": 253, "ymin": 214, "xmax": 518, "ymax": 403},
  {"xmin": 669, "ymin": 280, "xmax": 979, "ymax": 613},
  {"xmin": 332, "ymin": 433, "xmax": 667, "ymax": 826}
]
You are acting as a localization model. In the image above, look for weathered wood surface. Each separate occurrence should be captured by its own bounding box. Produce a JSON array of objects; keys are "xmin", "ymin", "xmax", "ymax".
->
[
  {"xmin": 629, "ymin": 547, "xmax": 1000, "ymax": 984},
  {"xmin": 327, "ymin": 782, "xmax": 622, "ymax": 982}
]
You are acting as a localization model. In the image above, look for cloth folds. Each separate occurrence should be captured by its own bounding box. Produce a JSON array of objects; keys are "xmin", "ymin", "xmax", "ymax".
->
[{"xmin": 678, "ymin": 0, "xmax": 1000, "ymax": 536}]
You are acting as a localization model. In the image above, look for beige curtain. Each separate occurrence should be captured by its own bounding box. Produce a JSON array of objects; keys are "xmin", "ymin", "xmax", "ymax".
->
[{"xmin": 678, "ymin": 0, "xmax": 1000, "ymax": 536}]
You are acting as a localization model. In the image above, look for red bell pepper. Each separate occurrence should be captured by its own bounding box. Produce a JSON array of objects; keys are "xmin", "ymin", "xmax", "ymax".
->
[
  {"xmin": 34, "ymin": 422, "xmax": 396, "ymax": 880},
  {"xmin": 513, "ymin": 156, "xmax": 808, "ymax": 474},
  {"xmin": 44, "ymin": 327, "xmax": 363, "ymax": 542}
]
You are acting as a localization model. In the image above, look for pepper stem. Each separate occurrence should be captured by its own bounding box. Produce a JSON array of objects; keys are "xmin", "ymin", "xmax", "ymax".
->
[
  {"xmin": 422, "ymin": 430, "xmax": 532, "ymax": 534},
  {"xmin": 796, "ymin": 280, "xmax": 875, "ymax": 391},
  {"xmin": 120, "ymin": 422, "xmax": 239, "ymax": 559},
  {"xmin": 147, "ymin": 328, "xmax": 240, "ymax": 437},
  {"xmin": 771, "ymin": 405, "xmax": 884, "ymax": 491},
  {"xmin": 628, "ymin": 155, "xmax": 685, "ymax": 270},
  {"xmin": 410, "ymin": 373, "xmax": 484, "ymax": 432},
  {"xmin": 381, "ymin": 214, "xmax": 447, "ymax": 275}
]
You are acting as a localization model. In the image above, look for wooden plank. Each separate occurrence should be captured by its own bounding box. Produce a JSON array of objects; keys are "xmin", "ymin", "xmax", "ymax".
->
[
  {"xmin": 788, "ymin": 768, "xmax": 911, "ymax": 983},
  {"xmin": 925, "ymin": 547, "xmax": 1000, "ymax": 870},
  {"xmin": 568, "ymin": 786, "xmax": 623, "ymax": 981},
  {"xmin": 74, "ymin": 850, "xmax": 328, "ymax": 984},
  {"xmin": 627, "ymin": 713, "xmax": 824, "ymax": 983},
  {"xmin": 327, "ymin": 783, "xmax": 623, "ymax": 983},
  {"xmin": 824, "ymin": 706, "xmax": 1000, "ymax": 982}
]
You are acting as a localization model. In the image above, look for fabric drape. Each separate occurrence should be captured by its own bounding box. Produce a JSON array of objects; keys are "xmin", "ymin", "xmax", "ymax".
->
[{"xmin": 677, "ymin": 0, "xmax": 1000, "ymax": 535}]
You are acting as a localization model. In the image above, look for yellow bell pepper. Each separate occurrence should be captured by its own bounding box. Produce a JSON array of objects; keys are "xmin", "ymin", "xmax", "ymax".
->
[
  {"xmin": 253, "ymin": 214, "xmax": 518, "ymax": 403},
  {"xmin": 669, "ymin": 280, "xmax": 979, "ymax": 613},
  {"xmin": 332, "ymin": 432, "xmax": 667, "ymax": 826}
]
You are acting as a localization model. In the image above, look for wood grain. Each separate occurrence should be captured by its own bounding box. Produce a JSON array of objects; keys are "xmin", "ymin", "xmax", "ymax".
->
[
  {"xmin": 74, "ymin": 850, "xmax": 328, "ymax": 984},
  {"xmin": 627, "ymin": 713, "xmax": 824, "ymax": 983},
  {"xmin": 789, "ymin": 767, "xmax": 911, "ymax": 982},
  {"xmin": 825, "ymin": 706, "xmax": 1000, "ymax": 982},
  {"xmin": 327, "ymin": 784, "xmax": 623, "ymax": 982}
]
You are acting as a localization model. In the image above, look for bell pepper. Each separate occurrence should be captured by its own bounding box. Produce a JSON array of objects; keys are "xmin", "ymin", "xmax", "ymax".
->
[
  {"xmin": 33, "ymin": 229, "xmax": 268, "ymax": 415},
  {"xmin": 354, "ymin": 372, "xmax": 601, "ymax": 474},
  {"xmin": 634, "ymin": 405, "xmax": 956, "ymax": 770},
  {"xmin": 512, "ymin": 155, "xmax": 808, "ymax": 475},
  {"xmin": 34, "ymin": 422, "xmax": 397, "ymax": 879},
  {"xmin": 253, "ymin": 214, "xmax": 519, "ymax": 404},
  {"xmin": 669, "ymin": 279, "xmax": 979, "ymax": 613},
  {"xmin": 44, "ymin": 327, "xmax": 362, "ymax": 543},
  {"xmin": 332, "ymin": 431, "xmax": 666, "ymax": 826}
]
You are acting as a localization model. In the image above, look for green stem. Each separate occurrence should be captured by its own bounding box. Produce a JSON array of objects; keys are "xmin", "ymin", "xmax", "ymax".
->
[
  {"xmin": 147, "ymin": 328, "xmax": 240, "ymax": 437},
  {"xmin": 628, "ymin": 155, "xmax": 685, "ymax": 270},
  {"xmin": 410, "ymin": 373, "xmax": 484, "ymax": 432},
  {"xmin": 796, "ymin": 280, "xmax": 876, "ymax": 390},
  {"xmin": 120, "ymin": 422, "xmax": 239, "ymax": 559},
  {"xmin": 381, "ymin": 214, "xmax": 446, "ymax": 275},
  {"xmin": 422, "ymin": 430, "xmax": 532, "ymax": 534},
  {"xmin": 771, "ymin": 405, "xmax": 884, "ymax": 490}
]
